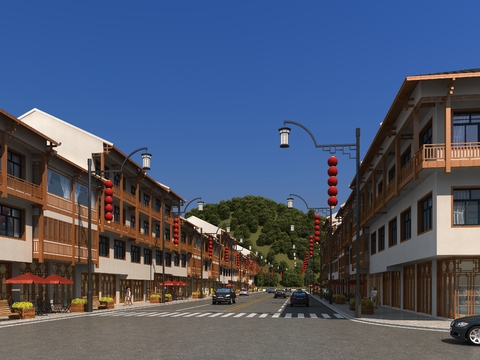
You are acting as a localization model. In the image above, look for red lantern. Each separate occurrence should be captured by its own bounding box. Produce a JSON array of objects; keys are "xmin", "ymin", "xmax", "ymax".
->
[
  {"xmin": 314, "ymin": 213, "xmax": 321, "ymax": 242},
  {"xmin": 236, "ymin": 253, "xmax": 240, "ymax": 267},
  {"xmin": 327, "ymin": 156, "xmax": 338, "ymax": 207},
  {"xmin": 225, "ymin": 247, "xmax": 229, "ymax": 262},
  {"xmin": 104, "ymin": 180, "xmax": 114, "ymax": 222},
  {"xmin": 173, "ymin": 218, "xmax": 179, "ymax": 245},
  {"xmin": 208, "ymin": 237, "xmax": 213, "ymax": 257}
]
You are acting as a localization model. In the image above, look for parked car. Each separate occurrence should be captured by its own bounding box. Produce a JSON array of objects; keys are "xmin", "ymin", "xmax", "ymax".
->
[
  {"xmin": 239, "ymin": 288, "xmax": 249, "ymax": 296},
  {"xmin": 450, "ymin": 315, "xmax": 480, "ymax": 345},
  {"xmin": 274, "ymin": 289, "xmax": 286, "ymax": 298},
  {"xmin": 285, "ymin": 287, "xmax": 292, "ymax": 292},
  {"xmin": 290, "ymin": 290, "xmax": 309, "ymax": 307},
  {"xmin": 266, "ymin": 288, "xmax": 275, "ymax": 293},
  {"xmin": 212, "ymin": 288, "xmax": 236, "ymax": 305}
]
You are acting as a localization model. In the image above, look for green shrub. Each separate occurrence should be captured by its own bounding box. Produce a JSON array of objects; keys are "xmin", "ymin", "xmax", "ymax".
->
[
  {"xmin": 165, "ymin": 293, "xmax": 172, "ymax": 298},
  {"xmin": 71, "ymin": 298, "xmax": 88, "ymax": 305},
  {"xmin": 150, "ymin": 294, "xmax": 161, "ymax": 299},
  {"xmin": 100, "ymin": 296, "xmax": 114, "ymax": 302},
  {"xmin": 333, "ymin": 294, "xmax": 346, "ymax": 300},
  {"xmin": 361, "ymin": 298, "xmax": 374, "ymax": 307},
  {"xmin": 11, "ymin": 301, "xmax": 33, "ymax": 309}
]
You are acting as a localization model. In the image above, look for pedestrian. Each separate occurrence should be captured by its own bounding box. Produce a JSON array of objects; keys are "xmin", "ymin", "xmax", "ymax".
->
[
  {"xmin": 370, "ymin": 286, "xmax": 378, "ymax": 307},
  {"xmin": 124, "ymin": 287, "xmax": 129, "ymax": 306},
  {"xmin": 128, "ymin": 287, "xmax": 133, "ymax": 305}
]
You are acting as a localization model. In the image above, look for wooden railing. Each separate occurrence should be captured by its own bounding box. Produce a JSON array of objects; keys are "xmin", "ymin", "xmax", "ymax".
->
[{"xmin": 5, "ymin": 173, "xmax": 43, "ymax": 203}]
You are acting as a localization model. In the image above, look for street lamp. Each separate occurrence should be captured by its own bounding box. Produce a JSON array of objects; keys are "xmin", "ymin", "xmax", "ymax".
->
[
  {"xmin": 162, "ymin": 197, "xmax": 203, "ymax": 304},
  {"xmin": 87, "ymin": 147, "xmax": 152, "ymax": 312},
  {"xmin": 279, "ymin": 120, "xmax": 362, "ymax": 318}
]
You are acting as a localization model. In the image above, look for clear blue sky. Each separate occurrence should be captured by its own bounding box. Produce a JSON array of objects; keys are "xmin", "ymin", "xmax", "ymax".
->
[{"xmin": 1, "ymin": 1, "xmax": 478, "ymax": 211}]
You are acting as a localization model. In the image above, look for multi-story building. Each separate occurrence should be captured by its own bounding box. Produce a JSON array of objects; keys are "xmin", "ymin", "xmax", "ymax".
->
[
  {"xmin": 1, "ymin": 107, "xmax": 256, "ymax": 306},
  {"xmin": 327, "ymin": 68, "xmax": 480, "ymax": 319}
]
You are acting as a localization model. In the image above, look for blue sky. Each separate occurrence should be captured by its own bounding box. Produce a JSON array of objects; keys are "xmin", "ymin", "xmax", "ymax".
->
[{"xmin": 1, "ymin": 1, "xmax": 479, "ymax": 211}]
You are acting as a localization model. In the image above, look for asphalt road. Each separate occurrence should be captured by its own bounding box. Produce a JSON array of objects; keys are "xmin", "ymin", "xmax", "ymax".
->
[{"xmin": 0, "ymin": 292, "xmax": 477, "ymax": 359}]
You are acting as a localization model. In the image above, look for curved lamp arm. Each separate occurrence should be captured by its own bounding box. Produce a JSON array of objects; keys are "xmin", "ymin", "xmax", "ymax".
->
[{"xmin": 181, "ymin": 197, "xmax": 202, "ymax": 215}]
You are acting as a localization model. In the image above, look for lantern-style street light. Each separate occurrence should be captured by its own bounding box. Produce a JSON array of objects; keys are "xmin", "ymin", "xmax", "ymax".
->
[
  {"xmin": 87, "ymin": 147, "xmax": 152, "ymax": 312},
  {"xmin": 279, "ymin": 120, "xmax": 362, "ymax": 318}
]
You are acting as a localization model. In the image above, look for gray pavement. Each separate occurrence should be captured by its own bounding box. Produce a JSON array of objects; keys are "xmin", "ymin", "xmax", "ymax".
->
[
  {"xmin": 315, "ymin": 295, "xmax": 452, "ymax": 331},
  {"xmin": 0, "ymin": 293, "xmax": 453, "ymax": 332}
]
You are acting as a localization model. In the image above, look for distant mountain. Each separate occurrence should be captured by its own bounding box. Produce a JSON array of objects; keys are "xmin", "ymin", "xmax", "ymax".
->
[{"xmin": 186, "ymin": 195, "xmax": 325, "ymax": 286}]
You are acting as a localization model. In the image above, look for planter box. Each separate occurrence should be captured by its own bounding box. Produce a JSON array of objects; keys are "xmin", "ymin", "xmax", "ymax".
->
[
  {"xmin": 100, "ymin": 301, "xmax": 115, "ymax": 309},
  {"xmin": 361, "ymin": 306, "xmax": 375, "ymax": 314},
  {"xmin": 150, "ymin": 297, "xmax": 160, "ymax": 303},
  {"xmin": 15, "ymin": 308, "xmax": 35, "ymax": 319},
  {"xmin": 165, "ymin": 297, "xmax": 173, "ymax": 302},
  {"xmin": 191, "ymin": 295, "xmax": 198, "ymax": 299},
  {"xmin": 70, "ymin": 303, "xmax": 88, "ymax": 312},
  {"xmin": 334, "ymin": 298, "xmax": 346, "ymax": 304}
]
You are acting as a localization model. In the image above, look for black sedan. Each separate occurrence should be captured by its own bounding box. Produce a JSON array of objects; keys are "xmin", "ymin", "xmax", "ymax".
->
[
  {"xmin": 274, "ymin": 289, "xmax": 286, "ymax": 298},
  {"xmin": 450, "ymin": 315, "xmax": 480, "ymax": 345},
  {"xmin": 290, "ymin": 290, "xmax": 309, "ymax": 307}
]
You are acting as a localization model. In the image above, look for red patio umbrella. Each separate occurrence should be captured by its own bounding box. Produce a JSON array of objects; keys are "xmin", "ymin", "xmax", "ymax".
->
[
  {"xmin": 225, "ymin": 283, "xmax": 234, "ymax": 287},
  {"xmin": 44, "ymin": 274, "xmax": 74, "ymax": 285},
  {"xmin": 159, "ymin": 280, "xmax": 174, "ymax": 286},
  {"xmin": 6, "ymin": 273, "xmax": 48, "ymax": 284}
]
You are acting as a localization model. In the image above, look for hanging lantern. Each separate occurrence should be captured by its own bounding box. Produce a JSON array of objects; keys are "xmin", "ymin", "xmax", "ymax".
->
[
  {"xmin": 173, "ymin": 218, "xmax": 179, "ymax": 245},
  {"xmin": 314, "ymin": 213, "xmax": 321, "ymax": 242},
  {"xmin": 327, "ymin": 156, "xmax": 339, "ymax": 208},
  {"xmin": 104, "ymin": 179, "xmax": 114, "ymax": 223}
]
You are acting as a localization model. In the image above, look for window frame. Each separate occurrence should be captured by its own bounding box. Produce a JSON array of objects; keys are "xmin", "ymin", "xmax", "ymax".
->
[
  {"xmin": 389, "ymin": 217, "xmax": 397, "ymax": 247},
  {"xmin": 401, "ymin": 207, "xmax": 412, "ymax": 242},
  {"xmin": 114, "ymin": 240, "xmax": 125, "ymax": 260},
  {"xmin": 418, "ymin": 192, "xmax": 433, "ymax": 235}
]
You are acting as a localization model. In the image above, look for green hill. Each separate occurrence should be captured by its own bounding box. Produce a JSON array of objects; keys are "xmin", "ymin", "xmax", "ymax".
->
[{"xmin": 186, "ymin": 195, "xmax": 326, "ymax": 287}]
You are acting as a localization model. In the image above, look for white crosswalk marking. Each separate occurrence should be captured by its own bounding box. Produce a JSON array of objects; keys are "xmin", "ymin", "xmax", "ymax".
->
[
  {"xmin": 259, "ymin": 313, "xmax": 269, "ymax": 318},
  {"xmin": 272, "ymin": 313, "xmax": 280, "ymax": 318},
  {"xmin": 309, "ymin": 314, "xmax": 318, "ymax": 318},
  {"xmin": 322, "ymin": 314, "xmax": 331, "ymax": 318},
  {"xmin": 196, "ymin": 313, "xmax": 213, "ymax": 317},
  {"xmin": 247, "ymin": 313, "xmax": 256, "ymax": 318},
  {"xmin": 334, "ymin": 314, "xmax": 345, "ymax": 318},
  {"xmin": 298, "ymin": 313, "xmax": 305, "ymax": 318},
  {"xmin": 184, "ymin": 312, "xmax": 201, "ymax": 317},
  {"xmin": 221, "ymin": 313, "xmax": 234, "ymax": 318},
  {"xmin": 234, "ymin": 312, "xmax": 246, "ymax": 318},
  {"xmin": 285, "ymin": 313, "xmax": 292, "ymax": 318},
  {"xmin": 208, "ymin": 313, "xmax": 223, "ymax": 317},
  {"xmin": 171, "ymin": 312, "xmax": 189, "ymax": 317}
]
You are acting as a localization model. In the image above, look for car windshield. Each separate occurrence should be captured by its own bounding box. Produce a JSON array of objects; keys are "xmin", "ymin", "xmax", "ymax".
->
[
  {"xmin": 293, "ymin": 292, "xmax": 306, "ymax": 296},
  {"xmin": 216, "ymin": 288, "xmax": 230, "ymax": 293}
]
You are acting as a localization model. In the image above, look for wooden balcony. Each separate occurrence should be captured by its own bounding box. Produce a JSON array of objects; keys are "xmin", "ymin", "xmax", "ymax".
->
[
  {"xmin": 416, "ymin": 143, "xmax": 480, "ymax": 170},
  {"xmin": 1, "ymin": 173, "xmax": 44, "ymax": 204}
]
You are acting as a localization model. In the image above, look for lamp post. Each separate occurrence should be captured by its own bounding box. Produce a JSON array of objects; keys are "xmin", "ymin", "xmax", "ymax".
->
[
  {"xmin": 279, "ymin": 120, "xmax": 362, "ymax": 318},
  {"xmin": 87, "ymin": 147, "xmax": 151, "ymax": 312},
  {"xmin": 162, "ymin": 198, "xmax": 203, "ymax": 304}
]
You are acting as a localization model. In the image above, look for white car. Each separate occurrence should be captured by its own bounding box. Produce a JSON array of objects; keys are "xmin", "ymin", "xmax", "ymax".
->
[{"xmin": 239, "ymin": 288, "xmax": 249, "ymax": 296}]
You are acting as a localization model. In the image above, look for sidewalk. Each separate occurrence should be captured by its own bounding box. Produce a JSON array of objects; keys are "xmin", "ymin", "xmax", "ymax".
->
[{"xmin": 316, "ymin": 296, "xmax": 452, "ymax": 331}]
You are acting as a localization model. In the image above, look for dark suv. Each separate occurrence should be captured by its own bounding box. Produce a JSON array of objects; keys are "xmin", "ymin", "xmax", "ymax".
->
[{"xmin": 212, "ymin": 288, "xmax": 236, "ymax": 304}]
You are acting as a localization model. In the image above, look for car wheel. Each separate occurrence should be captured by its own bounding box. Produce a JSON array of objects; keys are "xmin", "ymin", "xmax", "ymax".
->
[
  {"xmin": 467, "ymin": 326, "xmax": 480, "ymax": 345},
  {"xmin": 212, "ymin": 301, "xmax": 216, "ymax": 305},
  {"xmin": 233, "ymin": 299, "xmax": 236, "ymax": 304}
]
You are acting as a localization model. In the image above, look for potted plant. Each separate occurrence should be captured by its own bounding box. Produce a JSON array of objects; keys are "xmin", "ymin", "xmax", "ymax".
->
[
  {"xmin": 165, "ymin": 293, "xmax": 173, "ymax": 302},
  {"xmin": 191, "ymin": 292, "xmax": 199, "ymax": 299},
  {"xmin": 99, "ymin": 296, "xmax": 115, "ymax": 309},
  {"xmin": 150, "ymin": 294, "xmax": 161, "ymax": 303},
  {"xmin": 349, "ymin": 297, "xmax": 355, "ymax": 310},
  {"xmin": 333, "ymin": 294, "xmax": 346, "ymax": 304},
  {"xmin": 11, "ymin": 301, "xmax": 35, "ymax": 319},
  {"xmin": 70, "ymin": 298, "xmax": 88, "ymax": 312}
]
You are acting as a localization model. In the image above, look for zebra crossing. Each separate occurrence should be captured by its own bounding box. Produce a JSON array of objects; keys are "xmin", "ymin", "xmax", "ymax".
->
[{"xmin": 96, "ymin": 310, "xmax": 346, "ymax": 319}]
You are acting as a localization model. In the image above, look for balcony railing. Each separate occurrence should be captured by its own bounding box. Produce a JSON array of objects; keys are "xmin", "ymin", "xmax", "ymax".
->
[{"xmin": 3, "ymin": 173, "xmax": 43, "ymax": 203}]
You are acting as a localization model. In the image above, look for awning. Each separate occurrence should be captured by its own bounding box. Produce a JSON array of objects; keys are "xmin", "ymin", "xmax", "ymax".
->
[
  {"xmin": 44, "ymin": 274, "xmax": 74, "ymax": 285},
  {"xmin": 6, "ymin": 273, "xmax": 48, "ymax": 284}
]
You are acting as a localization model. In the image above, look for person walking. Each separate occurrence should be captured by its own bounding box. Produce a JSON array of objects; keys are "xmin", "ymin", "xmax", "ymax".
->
[
  {"xmin": 124, "ymin": 287, "xmax": 130, "ymax": 306},
  {"xmin": 127, "ymin": 287, "xmax": 133, "ymax": 305},
  {"xmin": 370, "ymin": 286, "xmax": 378, "ymax": 308}
]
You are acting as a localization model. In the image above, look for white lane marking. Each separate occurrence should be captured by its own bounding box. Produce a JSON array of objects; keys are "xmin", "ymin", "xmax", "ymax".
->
[
  {"xmin": 259, "ymin": 313, "xmax": 269, "ymax": 318},
  {"xmin": 221, "ymin": 313, "xmax": 234, "ymax": 318},
  {"xmin": 171, "ymin": 312, "xmax": 189, "ymax": 317},
  {"xmin": 322, "ymin": 314, "xmax": 331, "ymax": 318},
  {"xmin": 285, "ymin": 313, "xmax": 292, "ymax": 318},
  {"xmin": 247, "ymin": 313, "xmax": 257, "ymax": 318},
  {"xmin": 298, "ymin": 313, "xmax": 305, "ymax": 318},
  {"xmin": 310, "ymin": 314, "xmax": 318, "ymax": 318},
  {"xmin": 234, "ymin": 312, "xmax": 246, "ymax": 318},
  {"xmin": 272, "ymin": 313, "xmax": 281, "ymax": 318},
  {"xmin": 334, "ymin": 314, "xmax": 345, "ymax": 319}
]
